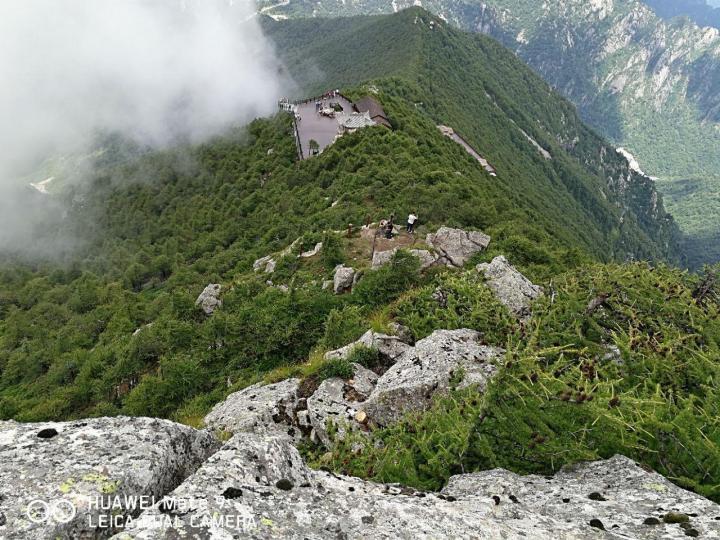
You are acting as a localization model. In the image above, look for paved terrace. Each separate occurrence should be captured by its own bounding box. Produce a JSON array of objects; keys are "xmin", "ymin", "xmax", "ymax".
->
[{"xmin": 294, "ymin": 95, "xmax": 355, "ymax": 159}]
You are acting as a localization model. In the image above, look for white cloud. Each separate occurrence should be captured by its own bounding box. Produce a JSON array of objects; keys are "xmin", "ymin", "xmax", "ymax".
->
[{"xmin": 0, "ymin": 0, "xmax": 285, "ymax": 254}]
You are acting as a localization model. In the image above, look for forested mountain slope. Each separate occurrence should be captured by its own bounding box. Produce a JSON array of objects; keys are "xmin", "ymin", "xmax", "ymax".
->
[
  {"xmin": 0, "ymin": 9, "xmax": 681, "ymax": 423},
  {"xmin": 263, "ymin": 8, "xmax": 681, "ymax": 262},
  {"xmin": 261, "ymin": 0, "xmax": 720, "ymax": 266}
]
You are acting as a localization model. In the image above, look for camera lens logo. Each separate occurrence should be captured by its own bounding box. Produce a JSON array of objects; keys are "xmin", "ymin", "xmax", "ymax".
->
[{"xmin": 26, "ymin": 499, "xmax": 76, "ymax": 524}]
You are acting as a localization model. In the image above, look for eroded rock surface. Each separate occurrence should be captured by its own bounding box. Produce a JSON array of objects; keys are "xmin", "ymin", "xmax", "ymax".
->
[
  {"xmin": 333, "ymin": 264, "xmax": 355, "ymax": 294},
  {"xmin": 195, "ymin": 284, "xmax": 222, "ymax": 315},
  {"xmin": 0, "ymin": 417, "xmax": 219, "ymax": 540},
  {"xmin": 426, "ymin": 227, "xmax": 490, "ymax": 267},
  {"xmin": 477, "ymin": 255, "xmax": 543, "ymax": 318},
  {"xmin": 444, "ymin": 455, "xmax": 720, "ymax": 539},
  {"xmin": 324, "ymin": 329, "xmax": 410, "ymax": 362},
  {"xmin": 114, "ymin": 432, "xmax": 717, "ymax": 540},
  {"xmin": 204, "ymin": 378, "xmax": 300, "ymax": 439},
  {"xmin": 362, "ymin": 329, "xmax": 504, "ymax": 425},
  {"xmin": 306, "ymin": 364, "xmax": 378, "ymax": 446}
]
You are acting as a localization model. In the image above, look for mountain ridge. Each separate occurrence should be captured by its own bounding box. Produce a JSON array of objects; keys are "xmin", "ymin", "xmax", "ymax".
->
[{"xmin": 260, "ymin": 0, "xmax": 720, "ymax": 266}]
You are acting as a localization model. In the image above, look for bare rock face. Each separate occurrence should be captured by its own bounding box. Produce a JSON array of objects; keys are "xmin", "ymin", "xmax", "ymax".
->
[
  {"xmin": 204, "ymin": 378, "xmax": 300, "ymax": 440},
  {"xmin": 252, "ymin": 255, "xmax": 276, "ymax": 274},
  {"xmin": 324, "ymin": 329, "xmax": 410, "ymax": 362},
  {"xmin": 0, "ymin": 417, "xmax": 219, "ymax": 540},
  {"xmin": 114, "ymin": 432, "xmax": 719, "ymax": 540},
  {"xmin": 333, "ymin": 264, "xmax": 355, "ymax": 294},
  {"xmin": 443, "ymin": 455, "xmax": 720, "ymax": 539},
  {"xmin": 306, "ymin": 364, "xmax": 378, "ymax": 446},
  {"xmin": 476, "ymin": 255, "xmax": 543, "ymax": 318},
  {"xmin": 362, "ymin": 329, "xmax": 504, "ymax": 425},
  {"xmin": 426, "ymin": 227, "xmax": 491, "ymax": 267},
  {"xmin": 298, "ymin": 242, "xmax": 322, "ymax": 258},
  {"xmin": 195, "ymin": 284, "xmax": 222, "ymax": 315}
]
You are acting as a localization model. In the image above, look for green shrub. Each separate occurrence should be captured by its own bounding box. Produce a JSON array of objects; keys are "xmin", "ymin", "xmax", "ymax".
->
[
  {"xmin": 321, "ymin": 233, "xmax": 345, "ymax": 270},
  {"xmin": 321, "ymin": 305, "xmax": 367, "ymax": 350},
  {"xmin": 346, "ymin": 345, "xmax": 381, "ymax": 370},
  {"xmin": 394, "ymin": 271, "xmax": 517, "ymax": 343},
  {"xmin": 317, "ymin": 358, "xmax": 354, "ymax": 381},
  {"xmin": 352, "ymin": 250, "xmax": 422, "ymax": 308}
]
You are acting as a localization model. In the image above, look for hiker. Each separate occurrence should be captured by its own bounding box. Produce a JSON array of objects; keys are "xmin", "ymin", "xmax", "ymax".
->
[
  {"xmin": 406, "ymin": 212, "xmax": 418, "ymax": 234},
  {"xmin": 385, "ymin": 214, "xmax": 395, "ymax": 239}
]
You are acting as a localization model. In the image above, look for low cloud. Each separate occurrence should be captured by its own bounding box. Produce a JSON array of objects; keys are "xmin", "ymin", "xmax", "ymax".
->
[{"xmin": 0, "ymin": 0, "xmax": 286, "ymax": 256}]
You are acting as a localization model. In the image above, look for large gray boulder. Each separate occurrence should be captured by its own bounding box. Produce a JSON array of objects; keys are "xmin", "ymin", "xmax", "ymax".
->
[
  {"xmin": 0, "ymin": 417, "xmax": 219, "ymax": 540},
  {"xmin": 195, "ymin": 284, "xmax": 222, "ymax": 315},
  {"xmin": 324, "ymin": 329, "xmax": 410, "ymax": 362},
  {"xmin": 204, "ymin": 378, "xmax": 300, "ymax": 439},
  {"xmin": 477, "ymin": 255, "xmax": 544, "ymax": 318},
  {"xmin": 115, "ymin": 433, "xmax": 718, "ymax": 539},
  {"xmin": 426, "ymin": 226, "xmax": 491, "ymax": 267},
  {"xmin": 333, "ymin": 264, "xmax": 355, "ymax": 294},
  {"xmin": 362, "ymin": 329, "xmax": 504, "ymax": 425},
  {"xmin": 306, "ymin": 363, "xmax": 378, "ymax": 446},
  {"xmin": 443, "ymin": 455, "xmax": 720, "ymax": 539}
]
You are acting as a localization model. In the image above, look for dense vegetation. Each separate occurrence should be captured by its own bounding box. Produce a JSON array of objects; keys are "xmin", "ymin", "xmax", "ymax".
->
[{"xmin": 320, "ymin": 263, "xmax": 720, "ymax": 502}]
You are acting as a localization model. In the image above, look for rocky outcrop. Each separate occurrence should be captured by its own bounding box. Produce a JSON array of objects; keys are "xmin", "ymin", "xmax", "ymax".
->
[
  {"xmin": 115, "ymin": 431, "xmax": 720, "ymax": 539},
  {"xmin": 195, "ymin": 284, "xmax": 222, "ymax": 315},
  {"xmin": 426, "ymin": 227, "xmax": 491, "ymax": 267},
  {"xmin": 299, "ymin": 242, "xmax": 322, "ymax": 258},
  {"xmin": 204, "ymin": 378, "xmax": 300, "ymax": 439},
  {"xmin": 252, "ymin": 255, "xmax": 276, "ymax": 274},
  {"xmin": 324, "ymin": 329, "xmax": 410, "ymax": 362},
  {"xmin": 443, "ymin": 455, "xmax": 720, "ymax": 539},
  {"xmin": 306, "ymin": 363, "xmax": 378, "ymax": 446},
  {"xmin": 477, "ymin": 255, "xmax": 544, "ymax": 318},
  {"xmin": 333, "ymin": 264, "xmax": 355, "ymax": 294},
  {"xmin": 372, "ymin": 248, "xmax": 438, "ymax": 270},
  {"xmin": 362, "ymin": 329, "xmax": 504, "ymax": 425},
  {"xmin": 0, "ymin": 417, "xmax": 219, "ymax": 540}
]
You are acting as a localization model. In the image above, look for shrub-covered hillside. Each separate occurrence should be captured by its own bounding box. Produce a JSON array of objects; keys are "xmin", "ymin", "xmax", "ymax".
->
[
  {"xmin": 319, "ymin": 262, "xmax": 720, "ymax": 502},
  {"xmin": 0, "ymin": 9, "xmax": 683, "ymax": 423}
]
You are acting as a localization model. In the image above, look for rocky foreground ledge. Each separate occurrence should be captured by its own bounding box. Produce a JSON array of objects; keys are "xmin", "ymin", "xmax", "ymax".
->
[
  {"xmin": 2, "ymin": 259, "xmax": 719, "ymax": 539},
  {"xmin": 1, "ymin": 417, "xmax": 719, "ymax": 539}
]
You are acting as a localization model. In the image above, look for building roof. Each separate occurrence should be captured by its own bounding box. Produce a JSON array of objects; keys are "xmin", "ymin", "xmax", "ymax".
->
[
  {"xmin": 354, "ymin": 97, "xmax": 391, "ymax": 128},
  {"xmin": 338, "ymin": 111, "xmax": 376, "ymax": 130}
]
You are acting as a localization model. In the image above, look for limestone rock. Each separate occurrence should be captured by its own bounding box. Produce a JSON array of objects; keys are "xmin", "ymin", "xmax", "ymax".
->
[
  {"xmin": 388, "ymin": 321, "xmax": 413, "ymax": 343},
  {"xmin": 204, "ymin": 379, "xmax": 300, "ymax": 439},
  {"xmin": 324, "ymin": 329, "xmax": 410, "ymax": 363},
  {"xmin": 426, "ymin": 226, "xmax": 491, "ymax": 267},
  {"xmin": 116, "ymin": 435, "xmax": 651, "ymax": 539},
  {"xmin": 363, "ymin": 329, "xmax": 504, "ymax": 425},
  {"xmin": 333, "ymin": 264, "xmax": 355, "ymax": 294},
  {"xmin": 476, "ymin": 255, "xmax": 543, "ymax": 318},
  {"xmin": 252, "ymin": 255, "xmax": 276, "ymax": 273},
  {"xmin": 371, "ymin": 248, "xmax": 396, "ymax": 269},
  {"xmin": 306, "ymin": 364, "xmax": 378, "ymax": 446},
  {"xmin": 372, "ymin": 248, "xmax": 438, "ymax": 270},
  {"xmin": 443, "ymin": 455, "xmax": 720, "ymax": 540},
  {"xmin": 0, "ymin": 417, "xmax": 219, "ymax": 540},
  {"xmin": 195, "ymin": 284, "xmax": 222, "ymax": 315},
  {"xmin": 299, "ymin": 242, "xmax": 322, "ymax": 258}
]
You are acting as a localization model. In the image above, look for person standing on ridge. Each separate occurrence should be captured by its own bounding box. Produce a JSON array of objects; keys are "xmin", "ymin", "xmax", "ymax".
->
[
  {"xmin": 385, "ymin": 214, "xmax": 395, "ymax": 239},
  {"xmin": 407, "ymin": 212, "xmax": 418, "ymax": 234}
]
